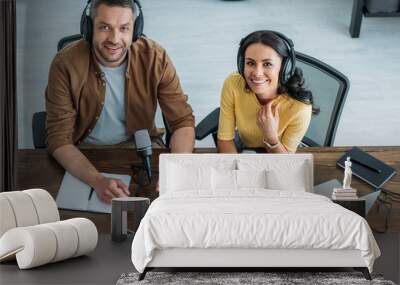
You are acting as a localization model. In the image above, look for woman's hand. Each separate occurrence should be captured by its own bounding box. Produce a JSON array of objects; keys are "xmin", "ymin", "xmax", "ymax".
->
[{"xmin": 257, "ymin": 100, "xmax": 280, "ymax": 144}]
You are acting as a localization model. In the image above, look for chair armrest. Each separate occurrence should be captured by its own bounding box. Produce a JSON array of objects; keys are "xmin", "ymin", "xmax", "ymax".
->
[
  {"xmin": 195, "ymin": 108, "xmax": 220, "ymax": 140},
  {"xmin": 300, "ymin": 136, "xmax": 321, "ymax": 147}
]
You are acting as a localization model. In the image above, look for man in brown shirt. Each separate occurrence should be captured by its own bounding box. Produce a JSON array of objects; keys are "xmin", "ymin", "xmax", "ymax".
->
[{"xmin": 45, "ymin": 0, "xmax": 195, "ymax": 203}]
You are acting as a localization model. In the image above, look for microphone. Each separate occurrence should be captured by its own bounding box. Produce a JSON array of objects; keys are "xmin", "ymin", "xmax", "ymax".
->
[{"xmin": 134, "ymin": 129, "xmax": 152, "ymax": 181}]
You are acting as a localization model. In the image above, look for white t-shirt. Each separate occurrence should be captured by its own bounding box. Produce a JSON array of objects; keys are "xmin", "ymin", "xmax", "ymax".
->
[{"xmin": 84, "ymin": 61, "xmax": 130, "ymax": 145}]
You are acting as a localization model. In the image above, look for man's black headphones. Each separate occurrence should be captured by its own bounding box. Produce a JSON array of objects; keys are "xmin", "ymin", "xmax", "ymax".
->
[
  {"xmin": 80, "ymin": 0, "xmax": 144, "ymax": 43},
  {"xmin": 237, "ymin": 30, "xmax": 296, "ymax": 85}
]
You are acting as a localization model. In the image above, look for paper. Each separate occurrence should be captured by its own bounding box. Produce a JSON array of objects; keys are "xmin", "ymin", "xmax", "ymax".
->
[{"xmin": 56, "ymin": 172, "xmax": 131, "ymax": 213}]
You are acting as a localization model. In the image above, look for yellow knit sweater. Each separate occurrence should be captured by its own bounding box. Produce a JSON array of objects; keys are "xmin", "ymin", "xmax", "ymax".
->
[{"xmin": 217, "ymin": 73, "xmax": 312, "ymax": 153}]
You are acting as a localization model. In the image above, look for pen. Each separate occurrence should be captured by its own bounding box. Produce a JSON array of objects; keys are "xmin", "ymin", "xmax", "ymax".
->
[
  {"xmin": 88, "ymin": 187, "xmax": 94, "ymax": 200},
  {"xmin": 350, "ymin": 158, "xmax": 382, "ymax": 174}
]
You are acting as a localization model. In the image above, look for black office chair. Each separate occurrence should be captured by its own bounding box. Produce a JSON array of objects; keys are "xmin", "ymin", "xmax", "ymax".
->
[
  {"xmin": 57, "ymin": 34, "xmax": 83, "ymax": 51},
  {"xmin": 32, "ymin": 111, "xmax": 47, "ymax": 148},
  {"xmin": 195, "ymin": 51, "xmax": 350, "ymax": 148},
  {"xmin": 33, "ymin": 34, "xmax": 173, "ymax": 149}
]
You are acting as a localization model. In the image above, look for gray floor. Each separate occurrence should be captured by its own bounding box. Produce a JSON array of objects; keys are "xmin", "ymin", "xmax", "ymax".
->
[
  {"xmin": 16, "ymin": 0, "xmax": 400, "ymax": 148},
  {"xmin": 0, "ymin": 234, "xmax": 135, "ymax": 285},
  {"xmin": 0, "ymin": 233, "xmax": 398, "ymax": 284}
]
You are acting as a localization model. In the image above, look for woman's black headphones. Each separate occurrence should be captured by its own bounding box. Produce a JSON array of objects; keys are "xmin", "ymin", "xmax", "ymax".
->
[
  {"xmin": 237, "ymin": 30, "xmax": 296, "ymax": 85},
  {"xmin": 80, "ymin": 0, "xmax": 144, "ymax": 43}
]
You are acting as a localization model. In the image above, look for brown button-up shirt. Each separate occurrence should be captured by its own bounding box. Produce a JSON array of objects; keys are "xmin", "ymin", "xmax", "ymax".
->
[{"xmin": 45, "ymin": 37, "xmax": 195, "ymax": 154}]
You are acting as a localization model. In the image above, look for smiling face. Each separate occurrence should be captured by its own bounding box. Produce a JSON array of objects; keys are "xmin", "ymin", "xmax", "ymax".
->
[
  {"xmin": 92, "ymin": 4, "xmax": 134, "ymax": 67},
  {"xmin": 243, "ymin": 43, "xmax": 283, "ymax": 104}
]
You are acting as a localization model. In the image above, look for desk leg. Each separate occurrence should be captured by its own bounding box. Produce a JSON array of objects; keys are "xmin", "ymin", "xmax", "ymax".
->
[{"xmin": 349, "ymin": 0, "xmax": 364, "ymax": 38}]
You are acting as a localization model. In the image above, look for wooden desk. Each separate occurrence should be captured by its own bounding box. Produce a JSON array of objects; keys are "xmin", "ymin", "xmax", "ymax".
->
[{"xmin": 16, "ymin": 147, "xmax": 400, "ymax": 233}]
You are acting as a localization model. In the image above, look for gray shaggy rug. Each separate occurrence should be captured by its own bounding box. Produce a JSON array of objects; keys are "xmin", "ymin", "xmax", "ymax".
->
[{"xmin": 116, "ymin": 271, "xmax": 396, "ymax": 285}]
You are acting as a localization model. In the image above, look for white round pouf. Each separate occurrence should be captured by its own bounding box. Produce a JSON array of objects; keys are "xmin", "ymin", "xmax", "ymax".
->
[
  {"xmin": 1, "ymin": 192, "xmax": 39, "ymax": 227},
  {"xmin": 67, "ymin": 218, "xmax": 98, "ymax": 257},
  {"xmin": 0, "ymin": 196, "xmax": 17, "ymax": 237},
  {"xmin": 24, "ymin": 189, "xmax": 60, "ymax": 223},
  {"xmin": 42, "ymin": 221, "xmax": 79, "ymax": 262}
]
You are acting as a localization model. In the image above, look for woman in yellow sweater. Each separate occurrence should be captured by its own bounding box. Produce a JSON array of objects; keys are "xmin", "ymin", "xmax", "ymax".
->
[{"xmin": 218, "ymin": 30, "xmax": 319, "ymax": 153}]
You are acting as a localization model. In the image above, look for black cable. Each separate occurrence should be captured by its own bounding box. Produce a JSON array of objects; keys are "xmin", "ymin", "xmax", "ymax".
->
[
  {"xmin": 371, "ymin": 188, "xmax": 400, "ymax": 233},
  {"xmin": 130, "ymin": 164, "xmax": 159, "ymax": 187}
]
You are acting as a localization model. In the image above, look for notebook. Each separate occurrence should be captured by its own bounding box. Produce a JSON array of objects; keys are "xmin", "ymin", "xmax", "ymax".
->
[
  {"xmin": 336, "ymin": 147, "xmax": 397, "ymax": 189},
  {"xmin": 56, "ymin": 172, "xmax": 131, "ymax": 213}
]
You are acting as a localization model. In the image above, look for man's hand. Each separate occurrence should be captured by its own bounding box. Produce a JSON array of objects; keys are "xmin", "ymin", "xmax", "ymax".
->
[
  {"xmin": 93, "ymin": 176, "xmax": 130, "ymax": 204},
  {"xmin": 53, "ymin": 144, "xmax": 131, "ymax": 204}
]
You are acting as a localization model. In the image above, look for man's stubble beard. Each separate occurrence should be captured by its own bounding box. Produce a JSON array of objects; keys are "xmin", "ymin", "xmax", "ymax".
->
[{"xmin": 94, "ymin": 43, "xmax": 128, "ymax": 66}]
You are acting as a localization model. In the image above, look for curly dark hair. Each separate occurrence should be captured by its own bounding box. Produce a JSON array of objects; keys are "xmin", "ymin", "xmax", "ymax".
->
[{"xmin": 237, "ymin": 30, "xmax": 319, "ymax": 115}]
